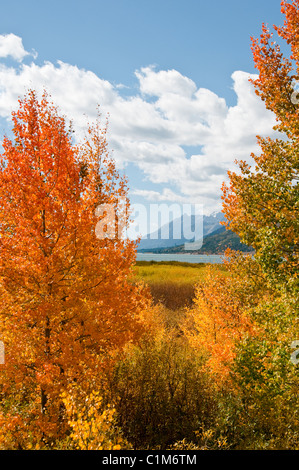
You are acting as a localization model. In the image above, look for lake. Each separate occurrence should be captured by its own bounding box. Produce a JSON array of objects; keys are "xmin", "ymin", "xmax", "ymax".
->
[{"xmin": 136, "ymin": 253, "xmax": 224, "ymax": 264}]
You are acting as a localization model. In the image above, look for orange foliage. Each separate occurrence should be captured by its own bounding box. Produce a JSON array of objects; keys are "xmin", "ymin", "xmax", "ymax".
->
[
  {"xmin": 0, "ymin": 91, "xmax": 150, "ymax": 448},
  {"xmin": 183, "ymin": 250, "xmax": 268, "ymax": 383}
]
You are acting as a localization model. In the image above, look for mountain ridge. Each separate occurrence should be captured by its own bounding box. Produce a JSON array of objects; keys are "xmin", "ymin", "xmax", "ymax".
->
[
  {"xmin": 137, "ymin": 210, "xmax": 226, "ymax": 252},
  {"xmin": 137, "ymin": 211, "xmax": 253, "ymax": 254}
]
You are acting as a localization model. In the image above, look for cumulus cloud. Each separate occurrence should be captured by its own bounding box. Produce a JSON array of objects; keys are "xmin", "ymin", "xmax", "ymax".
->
[
  {"xmin": 0, "ymin": 33, "xmax": 36, "ymax": 61},
  {"xmin": 0, "ymin": 39, "xmax": 278, "ymax": 213},
  {"xmin": 132, "ymin": 188, "xmax": 192, "ymax": 204},
  {"xmin": 136, "ymin": 66, "xmax": 197, "ymax": 97}
]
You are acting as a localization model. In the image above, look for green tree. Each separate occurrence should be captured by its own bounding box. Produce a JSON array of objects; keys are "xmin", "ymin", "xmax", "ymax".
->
[
  {"xmin": 222, "ymin": 0, "xmax": 299, "ymax": 293},
  {"xmin": 220, "ymin": 1, "xmax": 299, "ymax": 449}
]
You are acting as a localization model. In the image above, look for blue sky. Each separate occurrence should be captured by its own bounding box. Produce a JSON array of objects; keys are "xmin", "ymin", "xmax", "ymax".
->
[{"xmin": 0, "ymin": 0, "xmax": 285, "ymax": 234}]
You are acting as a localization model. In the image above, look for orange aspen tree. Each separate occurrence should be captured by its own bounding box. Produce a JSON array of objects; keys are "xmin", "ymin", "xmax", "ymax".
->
[{"xmin": 0, "ymin": 91, "xmax": 149, "ymax": 449}]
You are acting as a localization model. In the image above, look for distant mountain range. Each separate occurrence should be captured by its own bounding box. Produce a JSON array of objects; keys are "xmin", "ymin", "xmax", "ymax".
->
[{"xmin": 137, "ymin": 211, "xmax": 253, "ymax": 254}]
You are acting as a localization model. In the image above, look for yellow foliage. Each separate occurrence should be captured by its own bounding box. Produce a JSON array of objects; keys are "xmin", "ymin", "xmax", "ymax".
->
[
  {"xmin": 182, "ymin": 252, "xmax": 268, "ymax": 385},
  {"xmin": 61, "ymin": 390, "xmax": 131, "ymax": 450}
]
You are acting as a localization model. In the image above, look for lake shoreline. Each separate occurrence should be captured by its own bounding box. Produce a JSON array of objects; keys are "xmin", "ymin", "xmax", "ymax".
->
[{"xmin": 136, "ymin": 252, "xmax": 224, "ymax": 264}]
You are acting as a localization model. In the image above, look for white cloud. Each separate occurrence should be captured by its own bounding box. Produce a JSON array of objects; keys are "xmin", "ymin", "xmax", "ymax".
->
[
  {"xmin": 0, "ymin": 41, "xmax": 278, "ymax": 213},
  {"xmin": 136, "ymin": 66, "xmax": 197, "ymax": 97},
  {"xmin": 0, "ymin": 34, "xmax": 35, "ymax": 61},
  {"xmin": 132, "ymin": 188, "xmax": 192, "ymax": 204}
]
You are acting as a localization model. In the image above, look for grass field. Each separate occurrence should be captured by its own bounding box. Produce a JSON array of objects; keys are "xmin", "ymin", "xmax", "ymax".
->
[
  {"xmin": 133, "ymin": 260, "xmax": 210, "ymax": 284},
  {"xmin": 133, "ymin": 261, "xmax": 226, "ymax": 311}
]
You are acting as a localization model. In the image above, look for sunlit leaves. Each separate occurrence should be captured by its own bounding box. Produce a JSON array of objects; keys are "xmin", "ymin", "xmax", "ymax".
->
[
  {"xmin": 222, "ymin": 2, "xmax": 299, "ymax": 291},
  {"xmin": 0, "ymin": 91, "xmax": 149, "ymax": 449}
]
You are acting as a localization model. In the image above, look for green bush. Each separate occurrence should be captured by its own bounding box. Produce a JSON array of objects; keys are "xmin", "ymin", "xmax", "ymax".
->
[{"xmin": 105, "ymin": 332, "xmax": 218, "ymax": 449}]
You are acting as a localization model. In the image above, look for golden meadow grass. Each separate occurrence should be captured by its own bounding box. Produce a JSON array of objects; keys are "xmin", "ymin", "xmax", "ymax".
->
[
  {"xmin": 133, "ymin": 261, "xmax": 219, "ymax": 284},
  {"xmin": 133, "ymin": 261, "xmax": 227, "ymax": 311}
]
